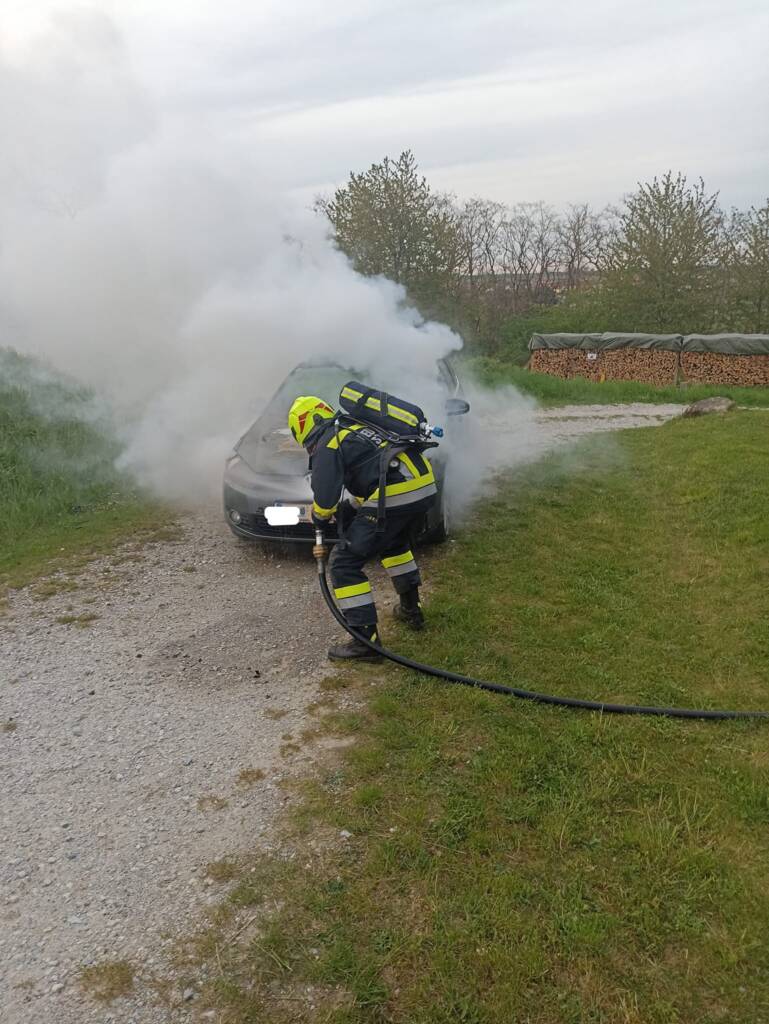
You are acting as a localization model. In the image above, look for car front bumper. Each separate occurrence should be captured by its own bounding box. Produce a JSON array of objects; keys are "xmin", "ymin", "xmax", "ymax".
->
[{"xmin": 225, "ymin": 508, "xmax": 339, "ymax": 544}]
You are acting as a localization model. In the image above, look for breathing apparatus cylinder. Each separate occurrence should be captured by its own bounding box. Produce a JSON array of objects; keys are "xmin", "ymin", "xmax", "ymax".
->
[{"xmin": 339, "ymin": 382, "xmax": 428, "ymax": 440}]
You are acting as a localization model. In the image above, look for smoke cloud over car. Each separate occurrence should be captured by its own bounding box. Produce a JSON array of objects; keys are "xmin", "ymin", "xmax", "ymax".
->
[{"xmin": 0, "ymin": 10, "xmax": 539, "ymax": 509}]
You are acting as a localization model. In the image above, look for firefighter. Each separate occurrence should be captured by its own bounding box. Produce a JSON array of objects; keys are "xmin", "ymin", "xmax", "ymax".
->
[{"xmin": 288, "ymin": 395, "xmax": 437, "ymax": 661}]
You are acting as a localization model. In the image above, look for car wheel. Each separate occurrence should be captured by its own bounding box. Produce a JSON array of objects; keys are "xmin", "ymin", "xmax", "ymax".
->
[{"xmin": 422, "ymin": 488, "xmax": 450, "ymax": 545}]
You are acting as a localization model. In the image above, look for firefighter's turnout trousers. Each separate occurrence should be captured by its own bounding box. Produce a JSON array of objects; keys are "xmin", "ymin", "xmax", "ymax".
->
[{"xmin": 329, "ymin": 497, "xmax": 434, "ymax": 628}]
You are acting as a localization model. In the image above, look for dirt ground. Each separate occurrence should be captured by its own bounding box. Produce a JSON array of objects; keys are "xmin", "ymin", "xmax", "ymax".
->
[{"xmin": 0, "ymin": 404, "xmax": 683, "ymax": 1023}]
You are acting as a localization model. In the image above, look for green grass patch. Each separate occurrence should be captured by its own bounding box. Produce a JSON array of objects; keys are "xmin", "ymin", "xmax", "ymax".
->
[
  {"xmin": 193, "ymin": 413, "xmax": 769, "ymax": 1023},
  {"xmin": 469, "ymin": 356, "xmax": 769, "ymax": 408},
  {"xmin": 0, "ymin": 348, "xmax": 168, "ymax": 589}
]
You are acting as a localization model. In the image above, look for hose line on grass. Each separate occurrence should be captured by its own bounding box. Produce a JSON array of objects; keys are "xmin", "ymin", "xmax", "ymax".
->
[{"xmin": 316, "ymin": 557, "xmax": 768, "ymax": 722}]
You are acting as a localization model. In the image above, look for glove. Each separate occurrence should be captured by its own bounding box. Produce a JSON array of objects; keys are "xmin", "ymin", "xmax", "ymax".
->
[{"xmin": 312, "ymin": 510, "xmax": 331, "ymax": 530}]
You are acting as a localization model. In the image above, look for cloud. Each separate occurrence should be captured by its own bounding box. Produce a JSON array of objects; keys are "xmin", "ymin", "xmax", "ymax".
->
[
  {"xmin": 4, "ymin": 0, "xmax": 767, "ymax": 208},
  {"xmin": 0, "ymin": 8, "xmax": 154, "ymax": 218}
]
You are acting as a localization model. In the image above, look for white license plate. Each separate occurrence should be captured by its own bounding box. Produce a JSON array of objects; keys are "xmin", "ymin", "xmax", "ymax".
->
[{"xmin": 265, "ymin": 504, "xmax": 309, "ymax": 526}]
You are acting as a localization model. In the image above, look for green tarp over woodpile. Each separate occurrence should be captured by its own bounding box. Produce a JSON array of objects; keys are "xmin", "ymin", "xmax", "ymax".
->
[
  {"xmin": 681, "ymin": 334, "xmax": 769, "ymax": 354},
  {"xmin": 529, "ymin": 333, "xmax": 769, "ymax": 354}
]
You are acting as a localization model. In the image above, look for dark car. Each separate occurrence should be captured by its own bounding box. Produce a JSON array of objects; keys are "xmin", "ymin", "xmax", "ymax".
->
[{"xmin": 223, "ymin": 358, "xmax": 468, "ymax": 545}]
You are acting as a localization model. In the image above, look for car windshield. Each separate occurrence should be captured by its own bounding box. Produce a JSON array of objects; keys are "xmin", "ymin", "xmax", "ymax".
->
[
  {"xmin": 234, "ymin": 359, "xmax": 458, "ymax": 475},
  {"xmin": 235, "ymin": 364, "xmax": 363, "ymax": 473},
  {"xmin": 272, "ymin": 364, "xmax": 364, "ymax": 416}
]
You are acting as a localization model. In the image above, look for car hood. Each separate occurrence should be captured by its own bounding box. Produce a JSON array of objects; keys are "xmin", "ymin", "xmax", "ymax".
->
[{"xmin": 235, "ymin": 426, "xmax": 308, "ymax": 476}]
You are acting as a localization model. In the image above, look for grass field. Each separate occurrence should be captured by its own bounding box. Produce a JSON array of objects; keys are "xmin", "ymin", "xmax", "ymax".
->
[
  {"xmin": 0, "ymin": 348, "xmax": 165, "ymax": 589},
  {"xmin": 193, "ymin": 412, "xmax": 769, "ymax": 1023},
  {"xmin": 470, "ymin": 356, "xmax": 769, "ymax": 408}
]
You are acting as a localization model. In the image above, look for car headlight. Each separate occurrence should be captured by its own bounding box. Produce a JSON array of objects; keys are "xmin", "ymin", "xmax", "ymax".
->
[{"xmin": 228, "ymin": 509, "xmax": 243, "ymax": 525}]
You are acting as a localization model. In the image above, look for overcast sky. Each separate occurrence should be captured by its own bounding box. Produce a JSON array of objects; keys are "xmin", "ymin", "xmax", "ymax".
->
[{"xmin": 4, "ymin": 0, "xmax": 769, "ymax": 211}]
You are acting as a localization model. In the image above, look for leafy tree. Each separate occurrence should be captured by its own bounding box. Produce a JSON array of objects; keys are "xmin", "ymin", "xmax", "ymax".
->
[
  {"xmin": 316, "ymin": 150, "xmax": 461, "ymax": 314},
  {"xmin": 726, "ymin": 200, "xmax": 769, "ymax": 332},
  {"xmin": 604, "ymin": 172, "xmax": 724, "ymax": 331}
]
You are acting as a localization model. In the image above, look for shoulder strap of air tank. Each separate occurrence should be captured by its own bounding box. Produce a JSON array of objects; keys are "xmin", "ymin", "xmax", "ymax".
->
[
  {"xmin": 375, "ymin": 442, "xmax": 408, "ymax": 533},
  {"xmin": 374, "ymin": 438, "xmax": 439, "ymax": 534}
]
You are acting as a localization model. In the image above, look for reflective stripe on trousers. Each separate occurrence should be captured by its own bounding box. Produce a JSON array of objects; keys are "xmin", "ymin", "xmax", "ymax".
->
[
  {"xmin": 381, "ymin": 549, "xmax": 418, "ymax": 578},
  {"xmin": 328, "ymin": 496, "xmax": 432, "ymax": 627},
  {"xmin": 333, "ymin": 580, "xmax": 375, "ymax": 611}
]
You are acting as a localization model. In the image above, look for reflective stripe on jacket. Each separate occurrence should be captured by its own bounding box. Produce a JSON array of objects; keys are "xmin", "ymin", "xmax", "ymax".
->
[
  {"xmin": 360, "ymin": 450, "xmax": 437, "ymax": 510},
  {"xmin": 310, "ymin": 422, "xmax": 435, "ymax": 520}
]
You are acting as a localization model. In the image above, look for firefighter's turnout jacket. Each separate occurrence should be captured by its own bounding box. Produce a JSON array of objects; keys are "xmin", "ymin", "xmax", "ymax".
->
[
  {"xmin": 309, "ymin": 421, "xmax": 436, "ymax": 524},
  {"xmin": 310, "ymin": 420, "xmax": 437, "ymax": 628}
]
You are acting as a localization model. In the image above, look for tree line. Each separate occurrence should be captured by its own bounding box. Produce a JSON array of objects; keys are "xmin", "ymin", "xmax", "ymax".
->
[{"xmin": 316, "ymin": 151, "xmax": 769, "ymax": 360}]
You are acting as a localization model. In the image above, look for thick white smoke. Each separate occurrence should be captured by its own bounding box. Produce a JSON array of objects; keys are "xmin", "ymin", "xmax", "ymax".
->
[{"xmin": 0, "ymin": 10, "xmax": 538, "ymax": 506}]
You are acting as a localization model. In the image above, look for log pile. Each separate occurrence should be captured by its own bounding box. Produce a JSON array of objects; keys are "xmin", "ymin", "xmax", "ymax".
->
[
  {"xmin": 530, "ymin": 335, "xmax": 769, "ymax": 387},
  {"xmin": 531, "ymin": 347, "xmax": 677, "ymax": 385},
  {"xmin": 599, "ymin": 349, "xmax": 678, "ymax": 385},
  {"xmin": 530, "ymin": 349, "xmax": 581, "ymax": 377},
  {"xmin": 680, "ymin": 352, "xmax": 769, "ymax": 387}
]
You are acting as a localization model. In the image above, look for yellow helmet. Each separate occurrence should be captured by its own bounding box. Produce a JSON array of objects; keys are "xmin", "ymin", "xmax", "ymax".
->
[{"xmin": 288, "ymin": 395, "xmax": 334, "ymax": 446}]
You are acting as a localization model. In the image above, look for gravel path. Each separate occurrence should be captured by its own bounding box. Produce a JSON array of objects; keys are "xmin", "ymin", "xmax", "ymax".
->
[
  {"xmin": 519, "ymin": 401, "xmax": 685, "ymax": 451},
  {"xmin": 0, "ymin": 403, "xmax": 683, "ymax": 1023}
]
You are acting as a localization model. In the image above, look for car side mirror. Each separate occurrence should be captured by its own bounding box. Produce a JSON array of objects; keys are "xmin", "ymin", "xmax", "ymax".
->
[{"xmin": 445, "ymin": 398, "xmax": 470, "ymax": 416}]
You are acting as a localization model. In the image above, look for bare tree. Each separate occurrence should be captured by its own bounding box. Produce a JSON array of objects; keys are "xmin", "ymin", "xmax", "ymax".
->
[
  {"xmin": 498, "ymin": 202, "xmax": 560, "ymax": 311},
  {"xmin": 531, "ymin": 202, "xmax": 560, "ymax": 297},
  {"xmin": 455, "ymin": 198, "xmax": 505, "ymax": 291},
  {"xmin": 557, "ymin": 204, "xmax": 612, "ymax": 288}
]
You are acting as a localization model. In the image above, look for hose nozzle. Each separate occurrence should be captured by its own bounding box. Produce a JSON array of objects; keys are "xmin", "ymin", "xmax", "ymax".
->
[{"xmin": 313, "ymin": 528, "xmax": 327, "ymax": 572}]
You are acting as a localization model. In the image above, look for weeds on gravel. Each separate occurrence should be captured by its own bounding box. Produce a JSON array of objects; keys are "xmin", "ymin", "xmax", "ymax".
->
[
  {"xmin": 198, "ymin": 795, "xmax": 229, "ymax": 812},
  {"xmin": 32, "ymin": 578, "xmax": 80, "ymax": 600},
  {"xmin": 318, "ymin": 676, "xmax": 354, "ymax": 693},
  {"xmin": 78, "ymin": 960, "xmax": 135, "ymax": 1002},
  {"xmin": 264, "ymin": 708, "xmax": 289, "ymax": 720},
  {"xmin": 186, "ymin": 413, "xmax": 769, "ymax": 1024},
  {"xmin": 237, "ymin": 768, "xmax": 266, "ymax": 787},
  {"xmin": 205, "ymin": 859, "xmax": 241, "ymax": 883},
  {"xmin": 55, "ymin": 612, "xmax": 100, "ymax": 628}
]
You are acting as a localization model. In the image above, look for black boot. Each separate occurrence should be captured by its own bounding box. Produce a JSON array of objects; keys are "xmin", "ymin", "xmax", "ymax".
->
[
  {"xmin": 393, "ymin": 588, "xmax": 425, "ymax": 631},
  {"xmin": 328, "ymin": 623, "xmax": 383, "ymax": 662}
]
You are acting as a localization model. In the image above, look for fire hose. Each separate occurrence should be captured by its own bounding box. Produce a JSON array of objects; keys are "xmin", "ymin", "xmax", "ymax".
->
[{"xmin": 314, "ymin": 530, "xmax": 768, "ymax": 722}]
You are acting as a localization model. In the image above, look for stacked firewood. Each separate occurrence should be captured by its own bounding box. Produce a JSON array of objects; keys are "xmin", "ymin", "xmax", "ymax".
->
[
  {"xmin": 530, "ymin": 349, "xmax": 579, "ymax": 376},
  {"xmin": 530, "ymin": 334, "xmax": 769, "ymax": 387},
  {"xmin": 597, "ymin": 349, "xmax": 677, "ymax": 384},
  {"xmin": 680, "ymin": 353, "xmax": 769, "ymax": 387},
  {"xmin": 531, "ymin": 348, "xmax": 677, "ymax": 385}
]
